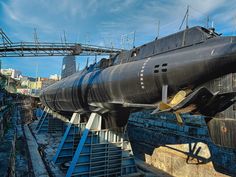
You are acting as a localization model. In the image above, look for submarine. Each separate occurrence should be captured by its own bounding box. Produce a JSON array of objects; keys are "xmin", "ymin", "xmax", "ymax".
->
[{"xmin": 40, "ymin": 26, "xmax": 236, "ymax": 131}]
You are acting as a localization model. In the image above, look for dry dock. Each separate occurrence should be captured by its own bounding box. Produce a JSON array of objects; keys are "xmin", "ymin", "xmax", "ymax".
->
[
  {"xmin": 1, "ymin": 74, "xmax": 236, "ymax": 177},
  {"xmin": 1, "ymin": 97, "xmax": 236, "ymax": 177}
]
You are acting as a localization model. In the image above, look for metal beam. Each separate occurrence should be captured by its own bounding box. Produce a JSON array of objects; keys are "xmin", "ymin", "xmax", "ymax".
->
[{"xmin": 0, "ymin": 29, "xmax": 122, "ymax": 57}]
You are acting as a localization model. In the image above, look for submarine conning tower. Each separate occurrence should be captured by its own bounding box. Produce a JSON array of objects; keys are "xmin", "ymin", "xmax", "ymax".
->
[{"xmin": 112, "ymin": 26, "xmax": 235, "ymax": 65}]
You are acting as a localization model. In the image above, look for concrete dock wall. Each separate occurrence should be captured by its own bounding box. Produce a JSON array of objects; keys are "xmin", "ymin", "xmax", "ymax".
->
[
  {"xmin": 128, "ymin": 112, "xmax": 236, "ymax": 177},
  {"xmin": 0, "ymin": 106, "xmax": 16, "ymax": 177}
]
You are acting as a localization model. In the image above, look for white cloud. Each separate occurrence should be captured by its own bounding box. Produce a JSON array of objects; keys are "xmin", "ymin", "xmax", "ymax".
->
[
  {"xmin": 109, "ymin": 0, "xmax": 135, "ymax": 13},
  {"xmin": 1, "ymin": 0, "xmax": 236, "ymax": 76},
  {"xmin": 2, "ymin": 0, "xmax": 235, "ymax": 45},
  {"xmin": 1, "ymin": 2, "xmax": 19, "ymax": 22}
]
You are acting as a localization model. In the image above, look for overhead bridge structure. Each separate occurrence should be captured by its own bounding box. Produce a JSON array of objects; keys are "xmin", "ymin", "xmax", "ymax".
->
[{"xmin": 0, "ymin": 29, "xmax": 121, "ymax": 57}]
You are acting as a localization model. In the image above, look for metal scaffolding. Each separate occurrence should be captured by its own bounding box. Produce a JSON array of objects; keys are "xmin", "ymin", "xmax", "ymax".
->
[{"xmin": 0, "ymin": 29, "xmax": 121, "ymax": 57}]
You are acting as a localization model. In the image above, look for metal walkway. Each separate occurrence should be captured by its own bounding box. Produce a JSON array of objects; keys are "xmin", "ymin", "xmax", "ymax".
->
[{"xmin": 0, "ymin": 29, "xmax": 122, "ymax": 57}]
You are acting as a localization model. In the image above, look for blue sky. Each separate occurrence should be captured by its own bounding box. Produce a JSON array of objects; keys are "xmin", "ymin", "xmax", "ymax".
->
[{"xmin": 0, "ymin": 0, "xmax": 236, "ymax": 77}]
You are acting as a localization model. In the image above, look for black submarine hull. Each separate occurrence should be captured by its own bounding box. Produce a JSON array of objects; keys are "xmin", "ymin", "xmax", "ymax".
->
[{"xmin": 40, "ymin": 36, "xmax": 236, "ymax": 115}]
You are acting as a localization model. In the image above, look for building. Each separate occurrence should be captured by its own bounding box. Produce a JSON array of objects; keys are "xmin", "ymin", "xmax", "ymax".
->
[
  {"xmin": 20, "ymin": 76, "xmax": 36, "ymax": 88},
  {"xmin": 49, "ymin": 74, "xmax": 60, "ymax": 81},
  {"xmin": 41, "ymin": 78, "xmax": 58, "ymax": 90},
  {"xmin": 18, "ymin": 76, "xmax": 58, "ymax": 96},
  {"xmin": 1, "ymin": 68, "xmax": 22, "ymax": 79}
]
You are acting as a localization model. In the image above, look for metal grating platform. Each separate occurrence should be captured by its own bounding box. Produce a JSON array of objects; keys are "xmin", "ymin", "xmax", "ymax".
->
[
  {"xmin": 36, "ymin": 108, "xmax": 65, "ymax": 134},
  {"xmin": 53, "ymin": 123, "xmax": 86, "ymax": 164},
  {"xmin": 52, "ymin": 113, "xmax": 139, "ymax": 177},
  {"xmin": 68, "ymin": 130, "xmax": 137, "ymax": 177}
]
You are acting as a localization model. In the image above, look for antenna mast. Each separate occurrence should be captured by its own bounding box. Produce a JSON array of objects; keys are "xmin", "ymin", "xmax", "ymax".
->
[
  {"xmin": 121, "ymin": 32, "xmax": 135, "ymax": 50},
  {"xmin": 179, "ymin": 5, "xmax": 190, "ymax": 30},
  {"xmin": 206, "ymin": 16, "xmax": 210, "ymax": 28},
  {"xmin": 63, "ymin": 30, "xmax": 67, "ymax": 44},
  {"xmin": 234, "ymin": 16, "xmax": 236, "ymax": 35},
  {"xmin": 186, "ymin": 5, "xmax": 189, "ymax": 29},
  {"xmin": 34, "ymin": 28, "xmax": 39, "ymax": 55},
  {"xmin": 34, "ymin": 28, "xmax": 39, "ymax": 44},
  {"xmin": 133, "ymin": 31, "xmax": 136, "ymax": 48},
  {"xmin": 86, "ymin": 57, "xmax": 89, "ymax": 68},
  {"xmin": 157, "ymin": 20, "xmax": 160, "ymax": 39}
]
